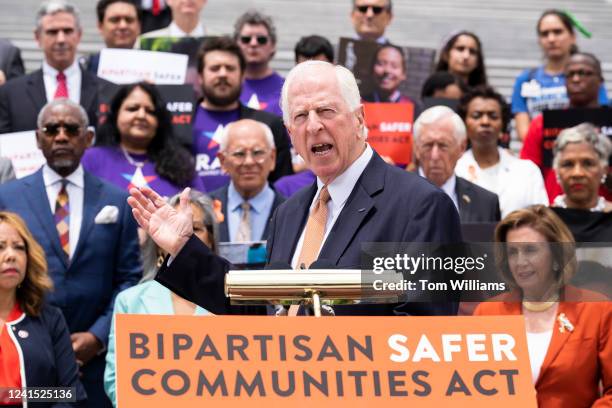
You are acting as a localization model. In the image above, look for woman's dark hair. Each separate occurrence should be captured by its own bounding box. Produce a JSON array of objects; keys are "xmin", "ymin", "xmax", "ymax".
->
[
  {"xmin": 537, "ymin": 9, "xmax": 578, "ymax": 55},
  {"xmin": 421, "ymin": 71, "xmax": 468, "ymax": 99},
  {"xmin": 96, "ymin": 82, "xmax": 196, "ymax": 187},
  {"xmin": 435, "ymin": 31, "xmax": 487, "ymax": 87},
  {"xmin": 457, "ymin": 85, "xmax": 512, "ymax": 133},
  {"xmin": 294, "ymin": 35, "xmax": 334, "ymax": 63}
]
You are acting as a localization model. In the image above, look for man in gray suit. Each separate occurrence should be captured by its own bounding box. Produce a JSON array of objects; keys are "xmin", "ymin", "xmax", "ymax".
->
[
  {"xmin": 413, "ymin": 105, "xmax": 500, "ymax": 223},
  {"xmin": 0, "ymin": 39, "xmax": 25, "ymax": 85}
]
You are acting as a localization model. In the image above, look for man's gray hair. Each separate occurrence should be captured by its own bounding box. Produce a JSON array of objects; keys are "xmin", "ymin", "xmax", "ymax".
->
[
  {"xmin": 233, "ymin": 9, "xmax": 277, "ymax": 44},
  {"xmin": 219, "ymin": 120, "xmax": 276, "ymax": 152},
  {"xmin": 280, "ymin": 61, "xmax": 363, "ymax": 135},
  {"xmin": 36, "ymin": 0, "xmax": 82, "ymax": 32},
  {"xmin": 553, "ymin": 123, "xmax": 612, "ymax": 169},
  {"xmin": 141, "ymin": 190, "xmax": 219, "ymax": 282},
  {"xmin": 36, "ymin": 98, "xmax": 89, "ymax": 128},
  {"xmin": 413, "ymin": 105, "xmax": 466, "ymax": 144}
]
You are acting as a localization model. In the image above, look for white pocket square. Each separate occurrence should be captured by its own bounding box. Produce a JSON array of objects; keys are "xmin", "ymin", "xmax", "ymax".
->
[{"xmin": 95, "ymin": 205, "xmax": 119, "ymax": 224}]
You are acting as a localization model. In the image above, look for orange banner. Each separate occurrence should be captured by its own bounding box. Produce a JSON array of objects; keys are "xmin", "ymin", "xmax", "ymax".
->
[
  {"xmin": 363, "ymin": 102, "xmax": 414, "ymax": 166},
  {"xmin": 115, "ymin": 315, "xmax": 536, "ymax": 407}
]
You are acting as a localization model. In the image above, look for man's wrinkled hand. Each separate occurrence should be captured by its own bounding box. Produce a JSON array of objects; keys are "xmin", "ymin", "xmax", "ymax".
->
[{"xmin": 127, "ymin": 186, "xmax": 193, "ymax": 257}]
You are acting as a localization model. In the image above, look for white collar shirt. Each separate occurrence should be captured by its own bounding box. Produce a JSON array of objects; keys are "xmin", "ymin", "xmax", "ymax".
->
[
  {"xmin": 291, "ymin": 144, "xmax": 374, "ymax": 269},
  {"xmin": 42, "ymin": 59, "xmax": 81, "ymax": 104}
]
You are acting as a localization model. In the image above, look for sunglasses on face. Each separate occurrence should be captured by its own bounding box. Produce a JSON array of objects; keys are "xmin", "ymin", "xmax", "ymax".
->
[
  {"xmin": 239, "ymin": 35, "xmax": 269, "ymax": 45},
  {"xmin": 355, "ymin": 5, "xmax": 387, "ymax": 14},
  {"xmin": 41, "ymin": 122, "xmax": 82, "ymax": 138}
]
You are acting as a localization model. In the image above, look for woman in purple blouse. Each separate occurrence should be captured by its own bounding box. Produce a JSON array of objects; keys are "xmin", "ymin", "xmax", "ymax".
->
[{"xmin": 83, "ymin": 82, "xmax": 205, "ymax": 197}]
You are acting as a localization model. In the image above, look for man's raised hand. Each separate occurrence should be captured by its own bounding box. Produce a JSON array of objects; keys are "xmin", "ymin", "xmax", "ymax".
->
[{"xmin": 127, "ymin": 187, "xmax": 193, "ymax": 257}]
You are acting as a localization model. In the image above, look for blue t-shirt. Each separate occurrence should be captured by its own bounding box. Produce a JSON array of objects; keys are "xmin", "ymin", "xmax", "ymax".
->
[
  {"xmin": 192, "ymin": 106, "xmax": 240, "ymax": 191},
  {"xmin": 511, "ymin": 65, "xmax": 608, "ymax": 117},
  {"xmin": 239, "ymin": 72, "xmax": 285, "ymax": 117}
]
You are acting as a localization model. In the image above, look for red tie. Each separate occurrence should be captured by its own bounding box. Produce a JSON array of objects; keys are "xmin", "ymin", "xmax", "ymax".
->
[
  {"xmin": 54, "ymin": 72, "xmax": 68, "ymax": 99},
  {"xmin": 152, "ymin": 0, "xmax": 161, "ymax": 15}
]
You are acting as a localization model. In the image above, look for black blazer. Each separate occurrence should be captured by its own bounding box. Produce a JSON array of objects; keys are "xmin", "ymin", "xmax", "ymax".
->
[
  {"xmin": 0, "ymin": 67, "xmax": 101, "ymax": 133},
  {"xmin": 455, "ymin": 176, "xmax": 501, "ymax": 223},
  {"xmin": 0, "ymin": 39, "xmax": 24, "ymax": 81},
  {"xmin": 209, "ymin": 184, "xmax": 286, "ymax": 242},
  {"xmin": 8, "ymin": 304, "xmax": 87, "ymax": 407},
  {"xmin": 157, "ymin": 152, "xmax": 462, "ymax": 316}
]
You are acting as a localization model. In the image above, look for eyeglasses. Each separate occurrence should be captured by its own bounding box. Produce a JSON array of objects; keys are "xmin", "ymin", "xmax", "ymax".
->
[
  {"xmin": 41, "ymin": 122, "xmax": 82, "ymax": 138},
  {"xmin": 566, "ymin": 69, "xmax": 597, "ymax": 79},
  {"xmin": 355, "ymin": 5, "xmax": 387, "ymax": 14},
  {"xmin": 239, "ymin": 35, "xmax": 269, "ymax": 45},
  {"xmin": 228, "ymin": 148, "xmax": 270, "ymax": 164}
]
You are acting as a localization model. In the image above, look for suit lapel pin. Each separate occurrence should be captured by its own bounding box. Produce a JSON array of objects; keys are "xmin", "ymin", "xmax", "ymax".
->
[
  {"xmin": 557, "ymin": 313, "xmax": 574, "ymax": 333},
  {"xmin": 462, "ymin": 194, "xmax": 471, "ymax": 204},
  {"xmin": 17, "ymin": 330, "xmax": 29, "ymax": 338},
  {"xmin": 358, "ymin": 208, "xmax": 366, "ymax": 212}
]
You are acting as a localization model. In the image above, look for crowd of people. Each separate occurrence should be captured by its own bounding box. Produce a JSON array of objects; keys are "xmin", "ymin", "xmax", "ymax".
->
[{"xmin": 0, "ymin": 0, "xmax": 610, "ymax": 407}]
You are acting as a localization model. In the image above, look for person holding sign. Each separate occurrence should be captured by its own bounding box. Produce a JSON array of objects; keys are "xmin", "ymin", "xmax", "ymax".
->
[
  {"xmin": 520, "ymin": 52, "xmax": 608, "ymax": 203},
  {"xmin": 104, "ymin": 190, "xmax": 216, "ymax": 406},
  {"xmin": 455, "ymin": 86, "xmax": 548, "ymax": 217},
  {"xmin": 82, "ymin": 82, "xmax": 205, "ymax": 196},
  {"xmin": 511, "ymin": 9, "xmax": 608, "ymax": 141},
  {"xmin": 474, "ymin": 205, "xmax": 612, "ymax": 407},
  {"xmin": 128, "ymin": 60, "xmax": 462, "ymax": 317},
  {"xmin": 0, "ymin": 211, "xmax": 87, "ymax": 406},
  {"xmin": 435, "ymin": 31, "xmax": 488, "ymax": 88}
]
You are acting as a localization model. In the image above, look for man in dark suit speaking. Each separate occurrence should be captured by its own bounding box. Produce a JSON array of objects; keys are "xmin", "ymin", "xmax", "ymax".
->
[
  {"xmin": 413, "ymin": 105, "xmax": 501, "ymax": 223},
  {"xmin": 128, "ymin": 61, "xmax": 462, "ymax": 316}
]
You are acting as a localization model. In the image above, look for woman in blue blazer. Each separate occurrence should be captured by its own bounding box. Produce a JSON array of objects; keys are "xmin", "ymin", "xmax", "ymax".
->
[
  {"xmin": 104, "ymin": 191, "xmax": 218, "ymax": 406},
  {"xmin": 0, "ymin": 211, "xmax": 86, "ymax": 407}
]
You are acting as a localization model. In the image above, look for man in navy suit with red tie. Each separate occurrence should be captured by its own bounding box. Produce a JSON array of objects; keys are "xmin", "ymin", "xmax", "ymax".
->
[{"xmin": 129, "ymin": 61, "xmax": 462, "ymax": 316}]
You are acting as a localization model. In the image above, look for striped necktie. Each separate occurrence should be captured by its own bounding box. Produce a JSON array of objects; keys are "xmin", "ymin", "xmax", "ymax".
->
[{"xmin": 54, "ymin": 179, "xmax": 70, "ymax": 258}]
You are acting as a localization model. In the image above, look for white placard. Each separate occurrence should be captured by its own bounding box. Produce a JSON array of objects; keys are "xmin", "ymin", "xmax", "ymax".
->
[
  {"xmin": 97, "ymin": 48, "xmax": 188, "ymax": 85},
  {"xmin": 0, "ymin": 130, "xmax": 45, "ymax": 178}
]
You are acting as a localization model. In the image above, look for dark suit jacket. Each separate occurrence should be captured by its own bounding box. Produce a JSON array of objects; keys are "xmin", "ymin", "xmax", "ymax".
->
[
  {"xmin": 237, "ymin": 104, "xmax": 293, "ymax": 182},
  {"xmin": 0, "ymin": 39, "xmax": 24, "ymax": 81},
  {"xmin": 209, "ymin": 185, "xmax": 285, "ymax": 242},
  {"xmin": 474, "ymin": 286, "xmax": 612, "ymax": 408},
  {"xmin": 157, "ymin": 152, "xmax": 463, "ymax": 316},
  {"xmin": 0, "ymin": 168, "xmax": 142, "ymax": 407},
  {"xmin": 10, "ymin": 304, "xmax": 87, "ymax": 407},
  {"xmin": 455, "ymin": 176, "xmax": 501, "ymax": 223},
  {"xmin": 0, "ymin": 67, "xmax": 101, "ymax": 133}
]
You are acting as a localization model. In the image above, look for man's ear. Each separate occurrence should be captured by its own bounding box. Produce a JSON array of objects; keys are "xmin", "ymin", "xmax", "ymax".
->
[
  {"xmin": 355, "ymin": 105, "xmax": 366, "ymax": 138},
  {"xmin": 269, "ymin": 148, "xmax": 277, "ymax": 172},
  {"xmin": 217, "ymin": 151, "xmax": 227, "ymax": 172},
  {"xmin": 459, "ymin": 138, "xmax": 467, "ymax": 153},
  {"xmin": 85, "ymin": 128, "xmax": 94, "ymax": 148},
  {"xmin": 36, "ymin": 130, "xmax": 43, "ymax": 149}
]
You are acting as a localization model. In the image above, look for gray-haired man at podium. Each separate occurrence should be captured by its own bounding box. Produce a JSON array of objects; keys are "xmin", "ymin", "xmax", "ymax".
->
[{"xmin": 128, "ymin": 61, "xmax": 462, "ymax": 316}]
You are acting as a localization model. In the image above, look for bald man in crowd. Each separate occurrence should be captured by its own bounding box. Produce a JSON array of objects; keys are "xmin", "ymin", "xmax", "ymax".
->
[{"xmin": 210, "ymin": 119, "xmax": 285, "ymax": 243}]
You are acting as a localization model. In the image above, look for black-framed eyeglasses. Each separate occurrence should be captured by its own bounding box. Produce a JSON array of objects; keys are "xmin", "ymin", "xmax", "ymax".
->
[
  {"xmin": 41, "ymin": 122, "xmax": 82, "ymax": 138},
  {"xmin": 355, "ymin": 5, "xmax": 387, "ymax": 14},
  {"xmin": 565, "ymin": 69, "xmax": 596, "ymax": 79},
  {"xmin": 228, "ymin": 148, "xmax": 270, "ymax": 164},
  {"xmin": 239, "ymin": 35, "xmax": 269, "ymax": 45}
]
